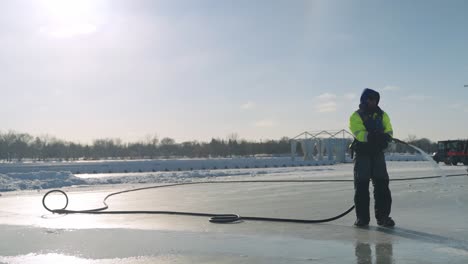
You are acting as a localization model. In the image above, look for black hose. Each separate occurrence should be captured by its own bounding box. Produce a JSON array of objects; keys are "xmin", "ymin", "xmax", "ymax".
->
[{"xmin": 42, "ymin": 173, "xmax": 467, "ymax": 224}]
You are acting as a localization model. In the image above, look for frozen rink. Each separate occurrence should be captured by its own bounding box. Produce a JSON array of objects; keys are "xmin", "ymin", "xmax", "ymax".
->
[{"xmin": 1, "ymin": 161, "xmax": 467, "ymax": 263}]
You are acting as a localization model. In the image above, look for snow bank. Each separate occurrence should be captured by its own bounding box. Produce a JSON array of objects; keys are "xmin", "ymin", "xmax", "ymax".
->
[
  {"xmin": 0, "ymin": 169, "xmax": 270, "ymax": 192},
  {"xmin": 0, "ymin": 154, "xmax": 426, "ymax": 175},
  {"xmin": 0, "ymin": 154, "xmax": 431, "ymax": 192},
  {"xmin": 0, "ymin": 171, "xmax": 86, "ymax": 192},
  {"xmin": 386, "ymin": 153, "xmax": 427, "ymax": 161},
  {"xmin": 84, "ymin": 169, "xmax": 268, "ymax": 186},
  {"xmin": 0, "ymin": 157, "xmax": 337, "ymax": 175}
]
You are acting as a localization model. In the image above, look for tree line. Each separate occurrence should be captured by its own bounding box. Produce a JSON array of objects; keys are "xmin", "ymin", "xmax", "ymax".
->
[
  {"xmin": 0, "ymin": 131, "xmax": 439, "ymax": 162},
  {"xmin": 0, "ymin": 131, "xmax": 292, "ymax": 161}
]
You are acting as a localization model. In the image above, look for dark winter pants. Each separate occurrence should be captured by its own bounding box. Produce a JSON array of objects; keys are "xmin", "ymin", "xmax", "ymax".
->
[{"xmin": 353, "ymin": 152, "xmax": 392, "ymax": 222}]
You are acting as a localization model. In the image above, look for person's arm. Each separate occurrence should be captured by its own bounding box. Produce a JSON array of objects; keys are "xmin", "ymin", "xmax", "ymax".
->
[
  {"xmin": 382, "ymin": 112, "xmax": 393, "ymax": 139},
  {"xmin": 349, "ymin": 112, "xmax": 368, "ymax": 142}
]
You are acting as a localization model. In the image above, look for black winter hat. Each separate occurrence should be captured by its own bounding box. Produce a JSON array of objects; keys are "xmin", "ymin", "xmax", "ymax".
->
[{"xmin": 360, "ymin": 88, "xmax": 380, "ymax": 105}]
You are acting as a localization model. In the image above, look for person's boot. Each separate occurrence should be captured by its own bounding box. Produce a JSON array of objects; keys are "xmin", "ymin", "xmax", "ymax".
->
[
  {"xmin": 377, "ymin": 217, "xmax": 395, "ymax": 227},
  {"xmin": 354, "ymin": 218, "xmax": 369, "ymax": 227}
]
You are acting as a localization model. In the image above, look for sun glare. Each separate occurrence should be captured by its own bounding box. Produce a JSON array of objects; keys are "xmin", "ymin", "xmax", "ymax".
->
[{"xmin": 39, "ymin": 0, "xmax": 102, "ymax": 38}]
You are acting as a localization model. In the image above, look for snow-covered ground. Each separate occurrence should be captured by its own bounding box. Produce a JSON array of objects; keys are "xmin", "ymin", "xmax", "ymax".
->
[
  {"xmin": 0, "ymin": 153, "xmax": 425, "ymax": 175},
  {"xmin": 0, "ymin": 160, "xmax": 467, "ymax": 263},
  {"xmin": 0, "ymin": 154, "xmax": 427, "ymax": 192}
]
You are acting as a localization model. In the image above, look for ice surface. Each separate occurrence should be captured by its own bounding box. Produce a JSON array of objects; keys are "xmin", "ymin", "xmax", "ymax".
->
[{"xmin": 0, "ymin": 161, "xmax": 467, "ymax": 263}]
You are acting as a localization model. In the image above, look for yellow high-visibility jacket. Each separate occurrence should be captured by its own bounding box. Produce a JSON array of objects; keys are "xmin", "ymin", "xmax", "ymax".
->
[{"xmin": 349, "ymin": 110, "xmax": 393, "ymax": 143}]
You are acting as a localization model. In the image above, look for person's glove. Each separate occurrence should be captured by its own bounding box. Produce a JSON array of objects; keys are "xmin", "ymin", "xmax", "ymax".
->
[
  {"xmin": 368, "ymin": 132, "xmax": 391, "ymax": 150},
  {"xmin": 376, "ymin": 132, "xmax": 391, "ymax": 149},
  {"xmin": 378, "ymin": 133, "xmax": 392, "ymax": 143}
]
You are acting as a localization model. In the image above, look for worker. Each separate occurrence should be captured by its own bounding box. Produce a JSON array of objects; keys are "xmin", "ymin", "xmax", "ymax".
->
[{"xmin": 349, "ymin": 88, "xmax": 395, "ymax": 227}]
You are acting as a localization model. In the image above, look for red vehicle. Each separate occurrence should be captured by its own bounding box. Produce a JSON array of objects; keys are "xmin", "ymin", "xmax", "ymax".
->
[{"xmin": 432, "ymin": 140, "xmax": 468, "ymax": 165}]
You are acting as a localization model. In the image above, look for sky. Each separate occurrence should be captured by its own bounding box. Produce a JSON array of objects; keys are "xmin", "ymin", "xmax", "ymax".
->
[{"xmin": 0, "ymin": 0, "xmax": 467, "ymax": 143}]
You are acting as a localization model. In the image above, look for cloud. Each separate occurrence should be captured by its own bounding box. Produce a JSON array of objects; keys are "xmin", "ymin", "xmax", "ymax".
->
[
  {"xmin": 316, "ymin": 93, "xmax": 336, "ymax": 100},
  {"xmin": 449, "ymin": 103, "xmax": 463, "ymax": 109},
  {"xmin": 241, "ymin": 101, "xmax": 256, "ymax": 110},
  {"xmin": 450, "ymin": 103, "xmax": 468, "ymax": 112},
  {"xmin": 254, "ymin": 119, "xmax": 275, "ymax": 128},
  {"xmin": 39, "ymin": 23, "xmax": 97, "ymax": 38},
  {"xmin": 314, "ymin": 93, "xmax": 337, "ymax": 112},
  {"xmin": 315, "ymin": 101, "xmax": 337, "ymax": 112},
  {"xmin": 403, "ymin": 95, "xmax": 432, "ymax": 101},
  {"xmin": 383, "ymin": 85, "xmax": 400, "ymax": 91},
  {"xmin": 344, "ymin": 93, "xmax": 356, "ymax": 100}
]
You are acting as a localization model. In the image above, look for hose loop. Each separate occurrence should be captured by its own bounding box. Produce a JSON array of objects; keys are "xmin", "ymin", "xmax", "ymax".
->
[{"xmin": 42, "ymin": 189, "xmax": 69, "ymax": 213}]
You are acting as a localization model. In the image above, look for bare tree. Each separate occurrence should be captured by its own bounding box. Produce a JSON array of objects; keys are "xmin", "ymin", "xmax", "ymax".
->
[{"xmin": 227, "ymin": 133, "xmax": 239, "ymax": 142}]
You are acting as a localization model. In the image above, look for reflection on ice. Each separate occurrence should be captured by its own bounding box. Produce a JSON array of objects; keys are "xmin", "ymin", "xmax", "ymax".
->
[
  {"xmin": 0, "ymin": 253, "xmax": 90, "ymax": 264},
  {"xmin": 355, "ymin": 242, "xmax": 393, "ymax": 264},
  {"xmin": 0, "ymin": 253, "xmax": 172, "ymax": 264}
]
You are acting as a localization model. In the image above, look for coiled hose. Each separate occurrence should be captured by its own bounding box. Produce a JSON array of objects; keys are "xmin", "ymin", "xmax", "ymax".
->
[{"xmin": 43, "ymin": 173, "xmax": 467, "ymax": 224}]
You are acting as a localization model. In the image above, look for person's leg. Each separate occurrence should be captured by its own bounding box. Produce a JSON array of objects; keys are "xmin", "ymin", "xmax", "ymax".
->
[
  {"xmin": 354, "ymin": 154, "xmax": 371, "ymax": 226},
  {"xmin": 371, "ymin": 153, "xmax": 394, "ymax": 226}
]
